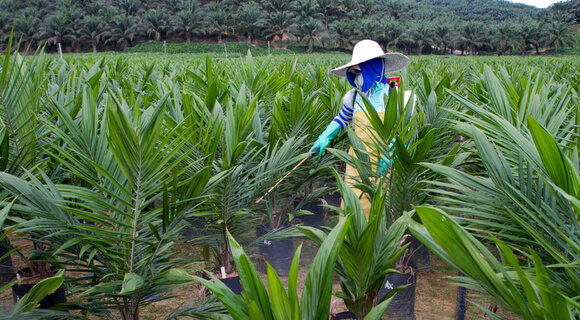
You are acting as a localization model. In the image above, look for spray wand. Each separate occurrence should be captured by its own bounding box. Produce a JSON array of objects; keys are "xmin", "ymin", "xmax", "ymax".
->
[{"xmin": 254, "ymin": 149, "xmax": 319, "ymax": 204}]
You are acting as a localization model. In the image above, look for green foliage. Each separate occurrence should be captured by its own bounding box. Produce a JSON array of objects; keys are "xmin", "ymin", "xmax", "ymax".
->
[
  {"xmin": 122, "ymin": 41, "xmax": 292, "ymax": 56},
  {"xmin": 412, "ymin": 59, "xmax": 580, "ymax": 318},
  {"xmin": 300, "ymin": 170, "xmax": 408, "ymax": 318},
  {"xmin": 406, "ymin": 207, "xmax": 575, "ymax": 319},
  {"xmin": 0, "ymin": 34, "xmax": 48, "ymax": 175},
  {"xmin": 194, "ymin": 216, "xmax": 383, "ymax": 320}
]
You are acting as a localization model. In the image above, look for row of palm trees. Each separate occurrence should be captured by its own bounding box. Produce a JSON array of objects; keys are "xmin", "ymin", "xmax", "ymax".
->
[{"xmin": 0, "ymin": 0, "xmax": 576, "ymax": 54}]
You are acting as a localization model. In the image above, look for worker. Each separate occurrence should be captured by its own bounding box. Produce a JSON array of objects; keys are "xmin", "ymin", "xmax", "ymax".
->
[{"xmin": 310, "ymin": 39, "xmax": 410, "ymax": 218}]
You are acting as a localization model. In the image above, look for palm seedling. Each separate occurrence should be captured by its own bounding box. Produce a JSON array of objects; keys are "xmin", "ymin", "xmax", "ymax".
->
[
  {"xmin": 300, "ymin": 170, "xmax": 409, "ymax": 320},
  {"xmin": 0, "ymin": 64, "xmax": 220, "ymax": 319},
  {"xmin": 0, "ymin": 34, "xmax": 68, "ymax": 302},
  {"xmin": 194, "ymin": 84, "xmax": 270, "ymax": 275},
  {"xmin": 195, "ymin": 212, "xmax": 397, "ymax": 320},
  {"xmin": 267, "ymin": 76, "xmax": 340, "ymax": 225},
  {"xmin": 413, "ymin": 64, "xmax": 580, "ymax": 318}
]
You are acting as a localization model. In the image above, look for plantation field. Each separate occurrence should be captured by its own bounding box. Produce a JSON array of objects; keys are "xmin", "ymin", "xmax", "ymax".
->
[{"xmin": 1, "ymin": 43, "xmax": 579, "ymax": 320}]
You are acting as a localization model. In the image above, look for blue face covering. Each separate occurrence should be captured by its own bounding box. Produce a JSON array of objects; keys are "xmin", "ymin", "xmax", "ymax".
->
[{"xmin": 346, "ymin": 58, "xmax": 388, "ymax": 92}]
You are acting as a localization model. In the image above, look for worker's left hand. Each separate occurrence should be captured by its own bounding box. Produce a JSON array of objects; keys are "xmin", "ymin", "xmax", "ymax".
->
[{"xmin": 379, "ymin": 155, "xmax": 392, "ymax": 176}]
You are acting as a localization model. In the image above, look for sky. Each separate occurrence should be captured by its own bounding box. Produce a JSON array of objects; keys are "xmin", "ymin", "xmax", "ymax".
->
[{"xmin": 507, "ymin": 0, "xmax": 563, "ymax": 8}]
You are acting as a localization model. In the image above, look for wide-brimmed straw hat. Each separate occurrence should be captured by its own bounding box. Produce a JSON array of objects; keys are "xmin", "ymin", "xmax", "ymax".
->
[{"xmin": 330, "ymin": 39, "xmax": 410, "ymax": 77}]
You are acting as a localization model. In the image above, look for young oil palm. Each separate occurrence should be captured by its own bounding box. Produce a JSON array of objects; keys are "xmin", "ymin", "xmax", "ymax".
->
[
  {"xmin": 3, "ymin": 75, "xmax": 219, "ymax": 319},
  {"xmin": 194, "ymin": 215, "xmax": 396, "ymax": 320},
  {"xmin": 300, "ymin": 170, "xmax": 409, "ymax": 320},
  {"xmin": 415, "ymin": 65, "xmax": 580, "ymax": 318}
]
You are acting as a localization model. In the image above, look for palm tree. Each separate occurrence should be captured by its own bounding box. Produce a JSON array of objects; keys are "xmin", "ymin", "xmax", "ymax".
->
[
  {"xmin": 79, "ymin": 15, "xmax": 110, "ymax": 53},
  {"xmin": 177, "ymin": 0, "xmax": 200, "ymax": 11},
  {"xmin": 0, "ymin": 34, "xmax": 47, "ymax": 177},
  {"xmin": 60, "ymin": 4, "xmax": 85, "ymax": 24},
  {"xmin": 143, "ymin": 8, "xmax": 170, "ymax": 41},
  {"xmin": 0, "ymin": 0, "xmax": 25, "ymax": 13},
  {"xmin": 412, "ymin": 65, "xmax": 580, "ymax": 320},
  {"xmin": 517, "ymin": 19, "xmax": 540, "ymax": 55},
  {"xmin": 358, "ymin": 0, "xmax": 375, "ymax": 17},
  {"xmin": 28, "ymin": 0, "xmax": 53, "ymax": 18},
  {"xmin": 16, "ymin": 80, "xmax": 218, "ymax": 320},
  {"xmin": 571, "ymin": 0, "xmax": 580, "ymax": 23},
  {"xmin": 384, "ymin": 20, "xmax": 406, "ymax": 52},
  {"xmin": 329, "ymin": 19, "xmax": 353, "ymax": 52},
  {"xmin": 108, "ymin": 14, "xmax": 140, "ymax": 49},
  {"xmin": 491, "ymin": 22, "xmax": 520, "ymax": 56},
  {"xmin": 383, "ymin": 0, "xmax": 406, "ymax": 20},
  {"xmin": 101, "ymin": 5, "xmax": 124, "ymax": 25},
  {"xmin": 316, "ymin": 0, "xmax": 340, "ymax": 27},
  {"xmin": 27, "ymin": 0, "xmax": 55, "ymax": 13},
  {"xmin": 205, "ymin": 5, "xmax": 233, "ymax": 43},
  {"xmin": 12, "ymin": 8, "xmax": 41, "ymax": 50},
  {"xmin": 116, "ymin": 0, "xmax": 143, "ymax": 16},
  {"xmin": 40, "ymin": 12, "xmax": 76, "ymax": 51},
  {"xmin": 162, "ymin": 0, "xmax": 182, "ymax": 13},
  {"xmin": 262, "ymin": 0, "xmax": 295, "ymax": 12},
  {"xmin": 356, "ymin": 16, "xmax": 381, "ymax": 40},
  {"xmin": 340, "ymin": 0, "xmax": 359, "ymax": 13},
  {"xmin": 235, "ymin": 1, "xmax": 264, "ymax": 43},
  {"xmin": 412, "ymin": 23, "xmax": 434, "ymax": 55},
  {"xmin": 400, "ymin": 29, "xmax": 416, "ymax": 55},
  {"xmin": 264, "ymin": 11, "xmax": 295, "ymax": 48},
  {"xmin": 546, "ymin": 20, "xmax": 574, "ymax": 54},
  {"xmin": 172, "ymin": 6, "xmax": 204, "ymax": 42},
  {"xmin": 0, "ymin": 12, "xmax": 8, "ymax": 49},
  {"xmin": 295, "ymin": 0, "xmax": 322, "ymax": 20},
  {"xmin": 83, "ymin": 0, "xmax": 110, "ymax": 16},
  {"xmin": 459, "ymin": 20, "xmax": 487, "ymax": 55},
  {"xmin": 295, "ymin": 17, "xmax": 323, "ymax": 53},
  {"xmin": 434, "ymin": 23, "xmax": 452, "ymax": 55},
  {"xmin": 60, "ymin": 6, "xmax": 85, "ymax": 50}
]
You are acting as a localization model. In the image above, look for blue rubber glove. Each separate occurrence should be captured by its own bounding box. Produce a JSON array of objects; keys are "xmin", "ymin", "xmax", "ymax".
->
[
  {"xmin": 379, "ymin": 155, "xmax": 392, "ymax": 176},
  {"xmin": 378, "ymin": 139, "xmax": 396, "ymax": 175},
  {"xmin": 310, "ymin": 122, "xmax": 341, "ymax": 156}
]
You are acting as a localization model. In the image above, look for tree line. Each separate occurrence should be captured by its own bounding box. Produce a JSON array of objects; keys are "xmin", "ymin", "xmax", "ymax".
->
[{"xmin": 0, "ymin": 0, "xmax": 578, "ymax": 55}]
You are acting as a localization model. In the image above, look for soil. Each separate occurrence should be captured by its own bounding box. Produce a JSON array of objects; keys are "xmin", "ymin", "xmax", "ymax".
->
[{"xmin": 0, "ymin": 225, "xmax": 518, "ymax": 320}]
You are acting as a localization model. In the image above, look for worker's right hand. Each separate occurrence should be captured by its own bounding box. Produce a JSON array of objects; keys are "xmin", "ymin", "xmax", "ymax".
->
[{"xmin": 310, "ymin": 122, "xmax": 342, "ymax": 156}]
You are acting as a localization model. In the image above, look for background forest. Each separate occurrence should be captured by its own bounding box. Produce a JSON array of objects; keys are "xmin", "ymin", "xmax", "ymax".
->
[{"xmin": 0, "ymin": 0, "xmax": 578, "ymax": 55}]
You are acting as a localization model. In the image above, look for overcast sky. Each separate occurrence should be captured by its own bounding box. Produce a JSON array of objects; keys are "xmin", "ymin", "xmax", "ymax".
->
[{"xmin": 507, "ymin": 0, "xmax": 563, "ymax": 8}]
